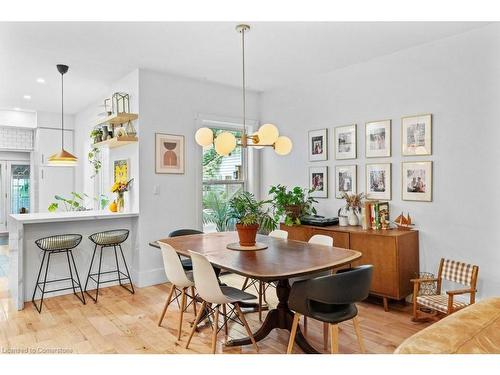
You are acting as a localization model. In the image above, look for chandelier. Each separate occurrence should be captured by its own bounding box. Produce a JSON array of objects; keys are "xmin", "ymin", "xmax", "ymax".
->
[{"xmin": 195, "ymin": 24, "xmax": 292, "ymax": 156}]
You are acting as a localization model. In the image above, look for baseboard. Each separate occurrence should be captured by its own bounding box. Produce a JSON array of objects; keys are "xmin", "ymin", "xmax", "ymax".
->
[{"xmin": 134, "ymin": 267, "xmax": 167, "ymax": 288}]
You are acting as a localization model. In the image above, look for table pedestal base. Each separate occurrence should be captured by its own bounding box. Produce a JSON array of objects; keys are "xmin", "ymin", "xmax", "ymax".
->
[{"xmin": 226, "ymin": 279, "xmax": 319, "ymax": 354}]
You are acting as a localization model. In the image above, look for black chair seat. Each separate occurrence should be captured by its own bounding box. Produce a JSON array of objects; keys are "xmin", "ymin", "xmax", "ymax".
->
[
  {"xmin": 180, "ymin": 258, "xmax": 193, "ymax": 271},
  {"xmin": 306, "ymin": 301, "xmax": 358, "ymax": 324}
]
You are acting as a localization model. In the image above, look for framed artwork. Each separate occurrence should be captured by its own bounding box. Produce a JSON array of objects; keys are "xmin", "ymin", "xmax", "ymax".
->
[
  {"xmin": 334, "ymin": 124, "xmax": 357, "ymax": 160},
  {"xmin": 365, "ymin": 120, "xmax": 391, "ymax": 158},
  {"xmin": 366, "ymin": 163, "xmax": 392, "ymax": 200},
  {"xmin": 335, "ymin": 165, "xmax": 357, "ymax": 198},
  {"xmin": 114, "ymin": 159, "xmax": 129, "ymax": 184},
  {"xmin": 402, "ymin": 161, "xmax": 433, "ymax": 202},
  {"xmin": 155, "ymin": 133, "xmax": 185, "ymax": 174},
  {"xmin": 308, "ymin": 129, "xmax": 328, "ymax": 161},
  {"xmin": 309, "ymin": 166, "xmax": 328, "ymax": 198},
  {"xmin": 402, "ymin": 114, "xmax": 432, "ymax": 156}
]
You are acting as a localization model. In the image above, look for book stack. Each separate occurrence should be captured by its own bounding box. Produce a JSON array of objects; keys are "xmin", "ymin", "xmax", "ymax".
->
[{"xmin": 363, "ymin": 201, "xmax": 390, "ymax": 230}]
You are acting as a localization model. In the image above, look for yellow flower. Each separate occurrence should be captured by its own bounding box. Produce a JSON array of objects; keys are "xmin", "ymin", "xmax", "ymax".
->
[{"xmin": 111, "ymin": 182, "xmax": 120, "ymax": 192}]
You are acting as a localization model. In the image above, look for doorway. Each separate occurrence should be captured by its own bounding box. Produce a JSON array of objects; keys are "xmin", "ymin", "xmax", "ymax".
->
[{"xmin": 0, "ymin": 160, "xmax": 31, "ymax": 233}]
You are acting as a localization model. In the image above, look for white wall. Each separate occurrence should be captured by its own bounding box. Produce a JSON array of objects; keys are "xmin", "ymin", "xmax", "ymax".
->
[
  {"xmin": 260, "ymin": 24, "xmax": 500, "ymax": 299},
  {"xmin": 136, "ymin": 69, "xmax": 259, "ymax": 286},
  {"xmin": 0, "ymin": 110, "xmax": 36, "ymax": 128}
]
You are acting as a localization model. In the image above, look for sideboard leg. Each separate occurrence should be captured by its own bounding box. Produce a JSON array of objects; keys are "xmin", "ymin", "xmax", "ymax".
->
[{"xmin": 383, "ymin": 297, "xmax": 389, "ymax": 312}]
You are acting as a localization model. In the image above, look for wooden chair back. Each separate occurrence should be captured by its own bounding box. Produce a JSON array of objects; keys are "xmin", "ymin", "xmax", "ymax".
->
[{"xmin": 437, "ymin": 258, "xmax": 479, "ymax": 301}]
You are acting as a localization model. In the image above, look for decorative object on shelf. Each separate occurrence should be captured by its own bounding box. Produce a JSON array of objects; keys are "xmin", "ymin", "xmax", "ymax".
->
[
  {"xmin": 111, "ymin": 178, "xmax": 133, "ymax": 213},
  {"xmin": 335, "ymin": 165, "xmax": 357, "ymax": 198},
  {"xmin": 366, "ymin": 163, "xmax": 392, "ymax": 200},
  {"xmin": 112, "ymin": 92, "xmax": 130, "ymax": 114},
  {"xmin": 367, "ymin": 201, "xmax": 390, "ymax": 230},
  {"xmin": 114, "ymin": 159, "xmax": 129, "ymax": 184},
  {"xmin": 88, "ymin": 147, "xmax": 102, "ymax": 178},
  {"xmin": 228, "ymin": 191, "xmax": 276, "ymax": 247},
  {"xmin": 101, "ymin": 125, "xmax": 109, "ymax": 141},
  {"xmin": 114, "ymin": 127, "xmax": 127, "ymax": 138},
  {"xmin": 308, "ymin": 128, "xmax": 328, "ymax": 161},
  {"xmin": 268, "ymin": 184, "xmax": 317, "ymax": 226},
  {"xmin": 195, "ymin": 24, "xmax": 292, "ymax": 156},
  {"xmin": 125, "ymin": 120, "xmax": 137, "ymax": 137},
  {"xmin": 335, "ymin": 124, "xmax": 357, "ymax": 160},
  {"xmin": 360, "ymin": 206, "xmax": 368, "ymax": 230},
  {"xmin": 90, "ymin": 128, "xmax": 103, "ymax": 144},
  {"xmin": 98, "ymin": 98, "xmax": 112, "ymax": 117},
  {"xmin": 48, "ymin": 64, "xmax": 78, "ymax": 166},
  {"xmin": 365, "ymin": 119, "xmax": 391, "ymax": 158},
  {"xmin": 309, "ymin": 166, "xmax": 328, "ymax": 198},
  {"xmin": 402, "ymin": 161, "xmax": 433, "ymax": 202},
  {"xmin": 394, "ymin": 212, "xmax": 415, "ymax": 230},
  {"xmin": 338, "ymin": 207, "xmax": 349, "ymax": 226},
  {"xmin": 402, "ymin": 114, "xmax": 432, "ymax": 156},
  {"xmin": 109, "ymin": 200, "xmax": 118, "ymax": 212},
  {"xmin": 340, "ymin": 192, "xmax": 365, "ymax": 226},
  {"xmin": 155, "ymin": 133, "xmax": 185, "ymax": 174}
]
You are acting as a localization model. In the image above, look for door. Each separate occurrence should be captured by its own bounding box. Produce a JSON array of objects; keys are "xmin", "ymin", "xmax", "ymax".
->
[
  {"xmin": 0, "ymin": 161, "xmax": 31, "ymax": 232},
  {"xmin": 0, "ymin": 162, "xmax": 5, "ymax": 232}
]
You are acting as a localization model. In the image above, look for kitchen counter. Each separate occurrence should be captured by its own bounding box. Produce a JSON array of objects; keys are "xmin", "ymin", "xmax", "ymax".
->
[{"xmin": 8, "ymin": 210, "xmax": 139, "ymax": 310}]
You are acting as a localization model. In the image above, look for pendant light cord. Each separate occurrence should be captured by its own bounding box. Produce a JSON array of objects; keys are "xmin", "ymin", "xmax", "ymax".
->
[
  {"xmin": 241, "ymin": 27, "xmax": 246, "ymax": 134},
  {"xmin": 61, "ymin": 71, "xmax": 64, "ymax": 149}
]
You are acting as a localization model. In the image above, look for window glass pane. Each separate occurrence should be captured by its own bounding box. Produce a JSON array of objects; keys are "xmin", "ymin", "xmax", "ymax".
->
[
  {"xmin": 11, "ymin": 165, "xmax": 30, "ymax": 214},
  {"xmin": 202, "ymin": 183, "xmax": 243, "ymax": 233},
  {"xmin": 202, "ymin": 128, "xmax": 243, "ymax": 181}
]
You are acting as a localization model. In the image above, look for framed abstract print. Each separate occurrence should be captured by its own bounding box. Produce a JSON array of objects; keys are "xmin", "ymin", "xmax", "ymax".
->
[
  {"xmin": 366, "ymin": 163, "xmax": 391, "ymax": 200},
  {"xmin": 334, "ymin": 124, "xmax": 357, "ymax": 160},
  {"xmin": 309, "ymin": 166, "xmax": 328, "ymax": 198},
  {"xmin": 402, "ymin": 114, "xmax": 432, "ymax": 156},
  {"xmin": 335, "ymin": 165, "xmax": 357, "ymax": 198},
  {"xmin": 308, "ymin": 129, "xmax": 328, "ymax": 161},
  {"xmin": 365, "ymin": 120, "xmax": 391, "ymax": 158},
  {"xmin": 402, "ymin": 161, "xmax": 433, "ymax": 202},
  {"xmin": 113, "ymin": 159, "xmax": 129, "ymax": 184},
  {"xmin": 155, "ymin": 133, "xmax": 185, "ymax": 174}
]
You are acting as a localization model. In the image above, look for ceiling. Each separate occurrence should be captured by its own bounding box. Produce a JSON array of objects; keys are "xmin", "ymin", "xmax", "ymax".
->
[{"xmin": 0, "ymin": 22, "xmax": 488, "ymax": 114}]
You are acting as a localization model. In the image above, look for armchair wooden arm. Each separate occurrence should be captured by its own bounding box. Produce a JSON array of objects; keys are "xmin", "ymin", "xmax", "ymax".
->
[
  {"xmin": 446, "ymin": 288, "xmax": 474, "ymax": 296},
  {"xmin": 447, "ymin": 288, "xmax": 476, "ymax": 313}
]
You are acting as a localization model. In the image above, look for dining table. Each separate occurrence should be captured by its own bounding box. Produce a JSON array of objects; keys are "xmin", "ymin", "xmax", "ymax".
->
[{"xmin": 150, "ymin": 231, "xmax": 362, "ymax": 353}]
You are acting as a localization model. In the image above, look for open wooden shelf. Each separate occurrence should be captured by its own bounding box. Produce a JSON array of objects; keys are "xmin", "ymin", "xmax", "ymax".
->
[
  {"xmin": 93, "ymin": 136, "xmax": 138, "ymax": 149},
  {"xmin": 96, "ymin": 112, "xmax": 138, "ymax": 126}
]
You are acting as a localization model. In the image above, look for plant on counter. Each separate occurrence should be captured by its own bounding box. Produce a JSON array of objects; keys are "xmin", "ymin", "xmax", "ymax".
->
[
  {"xmin": 340, "ymin": 192, "xmax": 365, "ymax": 210},
  {"xmin": 90, "ymin": 128, "xmax": 103, "ymax": 144},
  {"xmin": 111, "ymin": 179, "xmax": 134, "ymax": 213},
  {"xmin": 268, "ymin": 184, "xmax": 317, "ymax": 226},
  {"xmin": 228, "ymin": 191, "xmax": 276, "ymax": 246},
  {"xmin": 48, "ymin": 193, "xmax": 110, "ymax": 212},
  {"xmin": 202, "ymin": 190, "xmax": 237, "ymax": 232},
  {"xmin": 88, "ymin": 147, "xmax": 102, "ymax": 178}
]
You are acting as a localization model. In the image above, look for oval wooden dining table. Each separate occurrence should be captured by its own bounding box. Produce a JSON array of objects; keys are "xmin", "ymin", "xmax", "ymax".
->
[{"xmin": 151, "ymin": 231, "xmax": 362, "ymax": 354}]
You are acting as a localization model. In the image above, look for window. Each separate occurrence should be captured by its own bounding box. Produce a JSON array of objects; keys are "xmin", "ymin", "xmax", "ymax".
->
[{"xmin": 202, "ymin": 127, "xmax": 245, "ymax": 232}]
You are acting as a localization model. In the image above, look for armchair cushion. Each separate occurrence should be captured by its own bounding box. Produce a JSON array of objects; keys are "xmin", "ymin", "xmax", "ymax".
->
[{"xmin": 416, "ymin": 294, "xmax": 468, "ymax": 313}]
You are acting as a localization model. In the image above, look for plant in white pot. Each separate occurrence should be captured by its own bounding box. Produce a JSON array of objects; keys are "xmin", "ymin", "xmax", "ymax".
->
[
  {"xmin": 340, "ymin": 192, "xmax": 365, "ymax": 226},
  {"xmin": 228, "ymin": 191, "xmax": 277, "ymax": 246}
]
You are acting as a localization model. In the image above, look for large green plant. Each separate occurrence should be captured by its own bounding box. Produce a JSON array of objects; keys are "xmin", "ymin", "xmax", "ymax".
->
[
  {"xmin": 202, "ymin": 191, "xmax": 237, "ymax": 232},
  {"xmin": 228, "ymin": 191, "xmax": 277, "ymax": 232},
  {"xmin": 268, "ymin": 184, "xmax": 317, "ymax": 226},
  {"xmin": 48, "ymin": 192, "xmax": 109, "ymax": 212}
]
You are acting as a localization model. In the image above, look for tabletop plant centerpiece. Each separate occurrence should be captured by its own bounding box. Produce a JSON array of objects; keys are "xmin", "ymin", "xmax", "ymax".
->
[
  {"xmin": 268, "ymin": 184, "xmax": 317, "ymax": 226},
  {"xmin": 111, "ymin": 178, "xmax": 133, "ymax": 213},
  {"xmin": 340, "ymin": 192, "xmax": 365, "ymax": 226},
  {"xmin": 228, "ymin": 191, "xmax": 276, "ymax": 246}
]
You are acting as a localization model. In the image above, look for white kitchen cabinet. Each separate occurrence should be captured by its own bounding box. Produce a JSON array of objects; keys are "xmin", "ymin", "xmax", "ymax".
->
[{"xmin": 37, "ymin": 128, "xmax": 74, "ymax": 166}]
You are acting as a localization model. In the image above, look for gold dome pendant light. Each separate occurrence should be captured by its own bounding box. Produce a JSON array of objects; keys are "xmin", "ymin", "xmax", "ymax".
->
[
  {"xmin": 195, "ymin": 24, "xmax": 292, "ymax": 156},
  {"xmin": 48, "ymin": 64, "xmax": 78, "ymax": 166}
]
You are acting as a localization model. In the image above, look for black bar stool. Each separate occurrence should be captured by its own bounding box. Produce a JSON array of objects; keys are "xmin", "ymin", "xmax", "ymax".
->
[
  {"xmin": 84, "ymin": 229, "xmax": 134, "ymax": 302},
  {"xmin": 32, "ymin": 234, "xmax": 86, "ymax": 313}
]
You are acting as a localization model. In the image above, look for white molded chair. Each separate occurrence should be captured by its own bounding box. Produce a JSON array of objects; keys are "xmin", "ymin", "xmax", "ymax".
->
[
  {"xmin": 158, "ymin": 243, "xmax": 197, "ymax": 340},
  {"xmin": 241, "ymin": 229, "xmax": 290, "ymax": 321},
  {"xmin": 186, "ymin": 250, "xmax": 259, "ymax": 354},
  {"xmin": 309, "ymin": 234, "xmax": 333, "ymax": 246}
]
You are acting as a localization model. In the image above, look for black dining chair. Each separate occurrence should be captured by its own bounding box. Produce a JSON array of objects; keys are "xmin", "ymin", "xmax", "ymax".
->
[
  {"xmin": 168, "ymin": 229, "xmax": 204, "ymax": 271},
  {"xmin": 286, "ymin": 265, "xmax": 373, "ymax": 354}
]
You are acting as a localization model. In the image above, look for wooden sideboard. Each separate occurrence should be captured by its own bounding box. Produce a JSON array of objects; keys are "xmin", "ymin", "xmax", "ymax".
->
[{"xmin": 280, "ymin": 223, "xmax": 419, "ymax": 311}]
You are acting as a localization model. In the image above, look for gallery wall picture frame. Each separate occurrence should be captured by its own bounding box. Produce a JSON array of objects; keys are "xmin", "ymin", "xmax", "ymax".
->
[
  {"xmin": 309, "ymin": 166, "xmax": 328, "ymax": 198},
  {"xmin": 401, "ymin": 114, "xmax": 432, "ymax": 156},
  {"xmin": 365, "ymin": 119, "xmax": 391, "ymax": 158},
  {"xmin": 334, "ymin": 124, "xmax": 357, "ymax": 160},
  {"xmin": 402, "ymin": 161, "xmax": 433, "ymax": 202},
  {"xmin": 308, "ymin": 128, "xmax": 328, "ymax": 161},
  {"xmin": 114, "ymin": 159, "xmax": 129, "ymax": 184},
  {"xmin": 335, "ymin": 165, "xmax": 357, "ymax": 198},
  {"xmin": 155, "ymin": 133, "xmax": 185, "ymax": 174},
  {"xmin": 366, "ymin": 163, "xmax": 392, "ymax": 200}
]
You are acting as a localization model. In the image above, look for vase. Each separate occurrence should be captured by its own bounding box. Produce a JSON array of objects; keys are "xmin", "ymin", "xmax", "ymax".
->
[
  {"xmin": 236, "ymin": 223, "xmax": 259, "ymax": 246},
  {"xmin": 338, "ymin": 207, "xmax": 349, "ymax": 227},
  {"xmin": 125, "ymin": 121, "xmax": 136, "ymax": 137},
  {"xmin": 102, "ymin": 126, "xmax": 109, "ymax": 140},
  {"xmin": 116, "ymin": 193, "xmax": 125, "ymax": 213},
  {"xmin": 348, "ymin": 208, "xmax": 359, "ymax": 226}
]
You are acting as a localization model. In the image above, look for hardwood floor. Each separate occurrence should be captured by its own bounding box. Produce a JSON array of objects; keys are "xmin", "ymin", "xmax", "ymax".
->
[{"xmin": 0, "ymin": 272, "xmax": 430, "ymax": 354}]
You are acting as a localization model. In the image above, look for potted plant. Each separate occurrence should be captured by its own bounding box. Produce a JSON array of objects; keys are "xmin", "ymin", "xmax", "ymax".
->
[
  {"xmin": 111, "ymin": 179, "xmax": 134, "ymax": 213},
  {"xmin": 90, "ymin": 128, "xmax": 103, "ymax": 144},
  {"xmin": 228, "ymin": 191, "xmax": 276, "ymax": 246},
  {"xmin": 268, "ymin": 185, "xmax": 317, "ymax": 226}
]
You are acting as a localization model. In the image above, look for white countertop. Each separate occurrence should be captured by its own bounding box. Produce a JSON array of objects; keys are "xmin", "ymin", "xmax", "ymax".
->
[{"xmin": 9, "ymin": 210, "xmax": 139, "ymax": 224}]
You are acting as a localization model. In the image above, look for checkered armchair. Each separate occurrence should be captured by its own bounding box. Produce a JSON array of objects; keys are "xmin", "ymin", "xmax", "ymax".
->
[{"xmin": 411, "ymin": 258, "xmax": 479, "ymax": 321}]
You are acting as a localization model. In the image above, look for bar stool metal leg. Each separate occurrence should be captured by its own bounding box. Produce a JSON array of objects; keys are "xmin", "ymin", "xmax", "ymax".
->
[
  {"xmin": 118, "ymin": 244, "xmax": 134, "ymax": 294},
  {"xmin": 68, "ymin": 249, "xmax": 86, "ymax": 305},
  {"xmin": 84, "ymin": 243, "xmax": 98, "ymax": 294}
]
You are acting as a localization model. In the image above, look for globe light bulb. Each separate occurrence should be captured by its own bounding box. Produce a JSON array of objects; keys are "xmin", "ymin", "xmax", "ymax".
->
[
  {"xmin": 195, "ymin": 127, "xmax": 214, "ymax": 147},
  {"xmin": 274, "ymin": 136, "xmax": 293, "ymax": 156},
  {"xmin": 258, "ymin": 123, "xmax": 279, "ymax": 145},
  {"xmin": 214, "ymin": 131, "xmax": 237, "ymax": 156}
]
